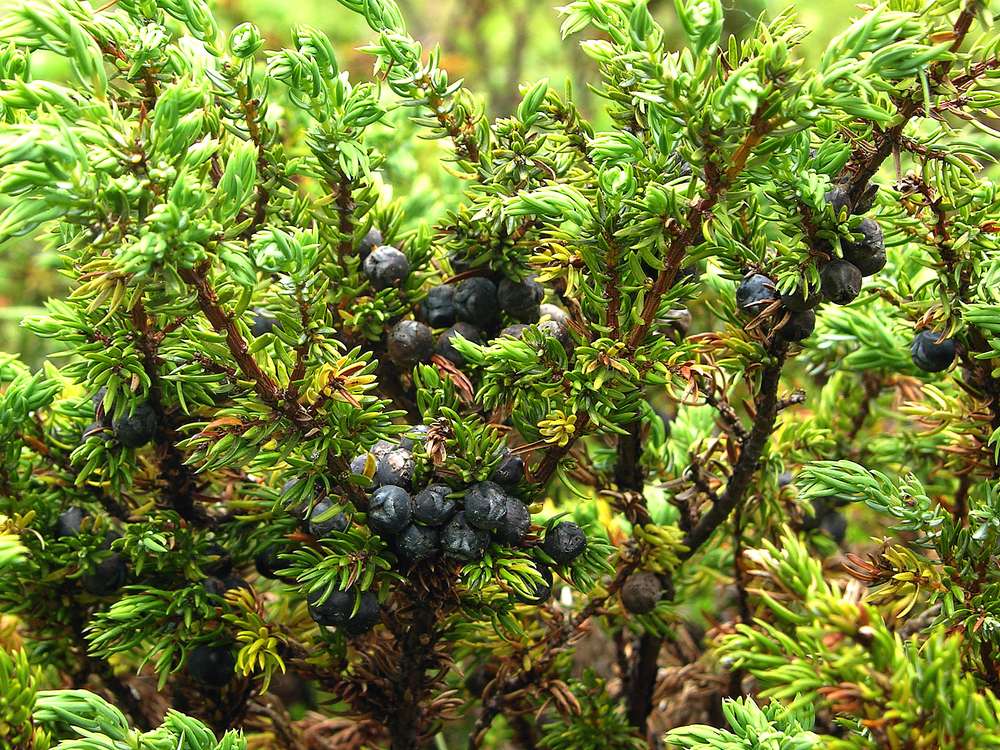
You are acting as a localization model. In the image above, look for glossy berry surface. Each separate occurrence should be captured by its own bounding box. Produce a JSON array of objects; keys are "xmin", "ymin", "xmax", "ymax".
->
[
  {"xmin": 341, "ymin": 591, "xmax": 380, "ymax": 635},
  {"xmin": 435, "ymin": 323, "xmax": 483, "ymax": 366},
  {"xmin": 412, "ymin": 484, "xmax": 456, "ymax": 526},
  {"xmin": 387, "ymin": 320, "xmax": 434, "ymax": 368},
  {"xmin": 255, "ymin": 546, "xmax": 295, "ymax": 583},
  {"xmin": 308, "ymin": 587, "xmax": 358, "ymax": 626},
  {"xmin": 500, "ymin": 324, "xmax": 528, "ymax": 339},
  {"xmin": 490, "ymin": 453, "xmax": 524, "ymax": 486},
  {"xmin": 825, "ymin": 185, "xmax": 852, "ymax": 217},
  {"xmin": 112, "ymin": 402, "xmax": 158, "ymax": 448},
  {"xmin": 250, "ymin": 308, "xmax": 277, "ymax": 337},
  {"xmin": 375, "ymin": 447, "xmax": 415, "ymax": 489},
  {"xmin": 542, "ymin": 521, "xmax": 587, "ymax": 564},
  {"xmin": 420, "ymin": 284, "xmax": 456, "ymax": 328},
  {"xmin": 820, "ymin": 259, "xmax": 862, "ymax": 305},
  {"xmin": 397, "ymin": 523, "xmax": 439, "ymax": 563},
  {"xmin": 55, "ymin": 507, "xmax": 85, "ymax": 538},
  {"xmin": 441, "ymin": 512, "xmax": 489, "ymax": 561},
  {"xmin": 453, "ymin": 277, "xmax": 499, "ymax": 327},
  {"xmin": 363, "ymin": 245, "xmax": 410, "ymax": 290},
  {"xmin": 778, "ymin": 309, "xmax": 816, "ymax": 342},
  {"xmin": 621, "ymin": 571, "xmax": 662, "ymax": 614},
  {"xmin": 735, "ymin": 274, "xmax": 776, "ymax": 314},
  {"xmin": 911, "ymin": 330, "xmax": 956, "ymax": 373},
  {"xmin": 497, "ymin": 277, "xmax": 544, "ymax": 321},
  {"xmin": 494, "ymin": 496, "xmax": 531, "ymax": 545},
  {"xmin": 357, "ymin": 227, "xmax": 383, "ymax": 261},
  {"xmin": 843, "ymin": 218, "xmax": 886, "ymax": 277},
  {"xmin": 307, "ymin": 498, "xmax": 350, "ymax": 537},
  {"xmin": 463, "ymin": 481, "xmax": 508, "ymax": 530},
  {"xmin": 780, "ymin": 286, "xmax": 822, "ymax": 312},
  {"xmin": 187, "ymin": 645, "xmax": 236, "ymax": 687},
  {"xmin": 368, "ymin": 485, "xmax": 412, "ymax": 535}
]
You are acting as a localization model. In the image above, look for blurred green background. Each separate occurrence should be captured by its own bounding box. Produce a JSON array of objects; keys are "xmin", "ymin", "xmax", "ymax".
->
[{"xmin": 0, "ymin": 0, "xmax": 856, "ymax": 365}]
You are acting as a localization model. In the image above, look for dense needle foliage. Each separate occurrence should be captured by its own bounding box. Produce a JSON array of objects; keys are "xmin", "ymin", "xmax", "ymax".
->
[{"xmin": 0, "ymin": 0, "xmax": 1000, "ymax": 748}]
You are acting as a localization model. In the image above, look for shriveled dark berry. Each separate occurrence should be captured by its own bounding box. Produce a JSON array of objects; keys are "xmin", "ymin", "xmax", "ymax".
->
[
  {"xmin": 397, "ymin": 523, "xmax": 439, "ymax": 563},
  {"xmin": 620, "ymin": 572, "xmax": 662, "ymax": 614},
  {"xmin": 514, "ymin": 562, "xmax": 553, "ymax": 605},
  {"xmin": 778, "ymin": 309, "xmax": 816, "ymax": 342},
  {"xmin": 843, "ymin": 218, "xmax": 886, "ymax": 277},
  {"xmin": 463, "ymin": 481, "xmax": 508, "ymax": 530},
  {"xmin": 490, "ymin": 453, "xmax": 524, "ymax": 487},
  {"xmin": 250, "ymin": 308, "xmax": 277, "ymax": 337},
  {"xmin": 112, "ymin": 402, "xmax": 158, "ymax": 448},
  {"xmin": 387, "ymin": 320, "xmax": 434, "ymax": 368},
  {"xmin": 375, "ymin": 447, "xmax": 414, "ymax": 489},
  {"xmin": 435, "ymin": 323, "xmax": 483, "ymax": 366},
  {"xmin": 399, "ymin": 425, "xmax": 428, "ymax": 451},
  {"xmin": 441, "ymin": 512, "xmax": 489, "ymax": 561},
  {"xmin": 454, "ymin": 277, "xmax": 499, "ymax": 327},
  {"xmin": 854, "ymin": 182, "xmax": 879, "ymax": 215},
  {"xmin": 420, "ymin": 284, "xmax": 456, "ymax": 328},
  {"xmin": 255, "ymin": 546, "xmax": 296, "ymax": 583},
  {"xmin": 498, "ymin": 277, "xmax": 544, "ymax": 321},
  {"xmin": 341, "ymin": 591, "xmax": 380, "ymax": 636},
  {"xmin": 412, "ymin": 484, "xmax": 456, "ymax": 526},
  {"xmin": 542, "ymin": 521, "xmax": 587, "ymax": 564},
  {"xmin": 81, "ymin": 553, "xmax": 127, "ymax": 595},
  {"xmin": 307, "ymin": 498, "xmax": 350, "ymax": 537},
  {"xmin": 55, "ymin": 507, "xmax": 85, "ymax": 538},
  {"xmin": 735, "ymin": 274, "xmax": 776, "ymax": 315},
  {"xmin": 820, "ymin": 259, "xmax": 862, "ymax": 305},
  {"xmin": 187, "ymin": 645, "xmax": 236, "ymax": 687},
  {"xmin": 500, "ymin": 324, "xmax": 528, "ymax": 339},
  {"xmin": 308, "ymin": 587, "xmax": 358, "ymax": 626},
  {"xmin": 363, "ymin": 245, "xmax": 410, "ymax": 290},
  {"xmin": 494, "ymin": 496, "xmax": 530, "ymax": 545},
  {"xmin": 780, "ymin": 286, "xmax": 823, "ymax": 312},
  {"xmin": 357, "ymin": 227, "xmax": 383, "ymax": 261},
  {"xmin": 368, "ymin": 485, "xmax": 412, "ymax": 535},
  {"xmin": 911, "ymin": 330, "xmax": 956, "ymax": 373}
]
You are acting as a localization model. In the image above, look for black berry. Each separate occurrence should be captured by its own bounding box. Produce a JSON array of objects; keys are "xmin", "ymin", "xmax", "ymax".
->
[
  {"xmin": 375, "ymin": 447, "xmax": 414, "ymax": 489},
  {"xmin": 820, "ymin": 259, "xmax": 862, "ymax": 305},
  {"xmin": 308, "ymin": 587, "xmax": 358, "ymax": 626},
  {"xmin": 514, "ymin": 562, "xmax": 553, "ymax": 605},
  {"xmin": 358, "ymin": 227, "xmax": 383, "ymax": 261},
  {"xmin": 307, "ymin": 498, "xmax": 350, "ymax": 537},
  {"xmin": 112, "ymin": 402, "xmax": 158, "ymax": 448},
  {"xmin": 497, "ymin": 277, "xmax": 544, "ymax": 321},
  {"xmin": 494, "ymin": 496, "xmax": 530, "ymax": 545},
  {"xmin": 371, "ymin": 439, "xmax": 396, "ymax": 460},
  {"xmin": 55, "ymin": 507, "xmax": 85, "ymax": 538},
  {"xmin": 821, "ymin": 511, "xmax": 847, "ymax": 544},
  {"xmin": 368, "ymin": 485, "xmax": 412, "ymax": 535},
  {"xmin": 187, "ymin": 645, "xmax": 236, "ymax": 687},
  {"xmin": 490, "ymin": 453, "xmax": 524, "ymax": 486},
  {"xmin": 412, "ymin": 484, "xmax": 456, "ymax": 526},
  {"xmin": 843, "ymin": 218, "xmax": 886, "ymax": 277},
  {"xmin": 341, "ymin": 591, "xmax": 380, "ymax": 636},
  {"xmin": 441, "ymin": 512, "xmax": 489, "ymax": 561},
  {"xmin": 363, "ymin": 245, "xmax": 410, "ymax": 290},
  {"xmin": 399, "ymin": 425, "xmax": 428, "ymax": 451},
  {"xmin": 436, "ymin": 323, "xmax": 483, "ymax": 366},
  {"xmin": 735, "ymin": 274, "xmax": 776, "ymax": 315},
  {"xmin": 387, "ymin": 320, "xmax": 434, "ymax": 368},
  {"xmin": 780, "ymin": 286, "xmax": 822, "ymax": 312},
  {"xmin": 81, "ymin": 553, "xmax": 127, "ymax": 595},
  {"xmin": 538, "ymin": 304, "xmax": 572, "ymax": 348},
  {"xmin": 203, "ymin": 575, "xmax": 252, "ymax": 597},
  {"xmin": 397, "ymin": 523, "xmax": 439, "ymax": 563},
  {"xmin": 620, "ymin": 572, "xmax": 662, "ymax": 614},
  {"xmin": 778, "ymin": 309, "xmax": 816, "ymax": 342},
  {"xmin": 255, "ymin": 546, "xmax": 296, "ymax": 583},
  {"xmin": 250, "ymin": 308, "xmax": 277, "ymax": 337},
  {"xmin": 454, "ymin": 277, "xmax": 499, "ymax": 327},
  {"xmin": 500, "ymin": 324, "xmax": 528, "ymax": 339},
  {"xmin": 420, "ymin": 284, "xmax": 456, "ymax": 328},
  {"xmin": 911, "ymin": 330, "xmax": 956, "ymax": 373},
  {"xmin": 825, "ymin": 185, "xmax": 851, "ymax": 218},
  {"xmin": 463, "ymin": 481, "xmax": 508, "ymax": 530},
  {"xmin": 542, "ymin": 521, "xmax": 587, "ymax": 564}
]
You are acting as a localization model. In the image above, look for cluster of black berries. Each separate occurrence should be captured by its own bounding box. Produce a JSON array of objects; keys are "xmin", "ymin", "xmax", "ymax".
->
[
  {"xmin": 87, "ymin": 388, "xmax": 158, "ymax": 448},
  {"xmin": 385, "ymin": 271, "xmax": 572, "ymax": 371},
  {"xmin": 54, "ymin": 507, "xmax": 128, "ymax": 595},
  {"xmin": 735, "ymin": 184, "xmax": 888, "ymax": 342}
]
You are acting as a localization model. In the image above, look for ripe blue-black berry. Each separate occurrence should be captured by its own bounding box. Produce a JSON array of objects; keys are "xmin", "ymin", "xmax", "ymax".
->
[
  {"xmin": 387, "ymin": 320, "xmax": 434, "ymax": 368},
  {"xmin": 820, "ymin": 259, "xmax": 862, "ymax": 305},
  {"xmin": 454, "ymin": 277, "xmax": 499, "ymax": 327},
  {"xmin": 412, "ymin": 484, "xmax": 456, "ymax": 526},
  {"xmin": 778, "ymin": 309, "xmax": 816, "ymax": 342},
  {"xmin": 542, "ymin": 521, "xmax": 587, "ymax": 564},
  {"xmin": 81, "ymin": 553, "xmax": 127, "ymax": 595},
  {"xmin": 490, "ymin": 453, "xmax": 524, "ymax": 486},
  {"xmin": 494, "ymin": 496, "xmax": 530, "ymax": 545},
  {"xmin": 500, "ymin": 323, "xmax": 528, "ymax": 339},
  {"xmin": 187, "ymin": 645, "xmax": 236, "ymax": 687},
  {"xmin": 399, "ymin": 425, "xmax": 428, "ymax": 451},
  {"xmin": 911, "ymin": 330, "xmax": 956, "ymax": 372},
  {"xmin": 307, "ymin": 587, "xmax": 359, "ymax": 626},
  {"xmin": 255, "ymin": 546, "xmax": 297, "ymax": 583},
  {"xmin": 55, "ymin": 507, "xmax": 85, "ymax": 538},
  {"xmin": 375, "ymin": 447, "xmax": 414, "ymax": 489},
  {"xmin": 435, "ymin": 323, "xmax": 483, "ymax": 366},
  {"xmin": 307, "ymin": 497, "xmax": 350, "ymax": 537},
  {"xmin": 357, "ymin": 227, "xmax": 383, "ymax": 261},
  {"xmin": 368, "ymin": 485, "xmax": 412, "ymax": 535},
  {"xmin": 250, "ymin": 308, "xmax": 277, "ymax": 337},
  {"xmin": 735, "ymin": 274, "xmax": 776, "ymax": 314},
  {"xmin": 843, "ymin": 218, "xmax": 886, "ymax": 277},
  {"xmin": 498, "ymin": 277, "xmax": 544, "ymax": 321},
  {"xmin": 621, "ymin": 572, "xmax": 662, "ymax": 614},
  {"xmin": 441, "ymin": 512, "xmax": 489, "ymax": 561},
  {"xmin": 363, "ymin": 245, "xmax": 410, "ymax": 290},
  {"xmin": 397, "ymin": 523, "xmax": 439, "ymax": 563},
  {"xmin": 463, "ymin": 481, "xmax": 508, "ymax": 530},
  {"xmin": 420, "ymin": 284, "xmax": 456, "ymax": 328},
  {"xmin": 112, "ymin": 402, "xmax": 158, "ymax": 448}
]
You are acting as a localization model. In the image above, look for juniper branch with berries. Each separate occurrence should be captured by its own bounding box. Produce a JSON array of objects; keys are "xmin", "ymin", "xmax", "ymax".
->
[{"xmin": 1, "ymin": 0, "xmax": 1000, "ymax": 749}]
